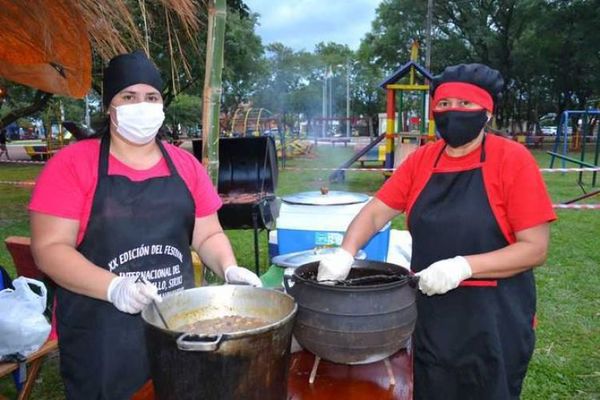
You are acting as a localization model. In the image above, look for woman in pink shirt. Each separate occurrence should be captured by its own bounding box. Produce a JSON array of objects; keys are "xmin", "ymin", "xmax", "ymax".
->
[{"xmin": 29, "ymin": 51, "xmax": 261, "ymax": 399}]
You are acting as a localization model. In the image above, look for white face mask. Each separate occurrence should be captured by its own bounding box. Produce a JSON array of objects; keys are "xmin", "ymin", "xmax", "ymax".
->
[{"xmin": 111, "ymin": 102, "xmax": 165, "ymax": 145}]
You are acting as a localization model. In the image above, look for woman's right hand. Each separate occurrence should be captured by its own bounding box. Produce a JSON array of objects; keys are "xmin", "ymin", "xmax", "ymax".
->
[
  {"xmin": 224, "ymin": 266, "xmax": 263, "ymax": 287},
  {"xmin": 317, "ymin": 248, "xmax": 354, "ymax": 284},
  {"xmin": 107, "ymin": 276, "xmax": 161, "ymax": 314}
]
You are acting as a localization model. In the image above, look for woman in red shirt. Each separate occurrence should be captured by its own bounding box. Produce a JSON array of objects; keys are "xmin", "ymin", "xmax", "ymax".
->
[{"xmin": 318, "ymin": 63, "xmax": 556, "ymax": 399}]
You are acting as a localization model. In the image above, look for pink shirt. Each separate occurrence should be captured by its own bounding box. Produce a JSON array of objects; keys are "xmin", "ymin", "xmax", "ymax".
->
[{"xmin": 29, "ymin": 139, "xmax": 222, "ymax": 244}]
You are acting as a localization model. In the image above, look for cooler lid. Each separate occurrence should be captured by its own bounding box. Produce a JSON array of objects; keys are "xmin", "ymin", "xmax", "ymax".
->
[
  {"xmin": 272, "ymin": 248, "xmax": 367, "ymax": 268},
  {"xmin": 281, "ymin": 190, "xmax": 369, "ymax": 206}
]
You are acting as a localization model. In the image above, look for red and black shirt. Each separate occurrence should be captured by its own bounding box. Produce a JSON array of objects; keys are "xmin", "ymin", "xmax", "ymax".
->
[{"xmin": 376, "ymin": 134, "xmax": 557, "ymax": 244}]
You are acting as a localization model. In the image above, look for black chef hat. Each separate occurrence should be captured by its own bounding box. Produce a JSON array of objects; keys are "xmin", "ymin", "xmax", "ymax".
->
[
  {"xmin": 102, "ymin": 50, "xmax": 163, "ymax": 109},
  {"xmin": 431, "ymin": 63, "xmax": 504, "ymax": 108}
]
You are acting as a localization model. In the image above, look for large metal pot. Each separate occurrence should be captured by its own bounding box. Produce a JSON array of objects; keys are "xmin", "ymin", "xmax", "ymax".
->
[
  {"xmin": 284, "ymin": 260, "xmax": 417, "ymax": 365},
  {"xmin": 141, "ymin": 286, "xmax": 297, "ymax": 400}
]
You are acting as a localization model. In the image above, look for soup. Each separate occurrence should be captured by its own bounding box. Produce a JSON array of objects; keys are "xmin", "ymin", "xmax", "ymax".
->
[{"xmin": 178, "ymin": 315, "xmax": 268, "ymax": 335}]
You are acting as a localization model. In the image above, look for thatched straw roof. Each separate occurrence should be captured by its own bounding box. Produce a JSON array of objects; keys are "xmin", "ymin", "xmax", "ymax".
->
[
  {"xmin": 0, "ymin": 0, "xmax": 203, "ymax": 97},
  {"xmin": 76, "ymin": 0, "xmax": 203, "ymax": 61}
]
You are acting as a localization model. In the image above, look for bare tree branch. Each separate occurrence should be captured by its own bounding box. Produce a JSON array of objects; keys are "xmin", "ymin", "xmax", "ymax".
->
[{"xmin": 0, "ymin": 91, "xmax": 54, "ymax": 129}]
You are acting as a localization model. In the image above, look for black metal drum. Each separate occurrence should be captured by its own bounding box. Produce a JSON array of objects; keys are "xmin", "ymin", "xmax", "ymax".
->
[{"xmin": 191, "ymin": 136, "xmax": 278, "ymax": 230}]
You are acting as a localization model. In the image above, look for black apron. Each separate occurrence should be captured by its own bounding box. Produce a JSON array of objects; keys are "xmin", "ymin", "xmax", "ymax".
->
[
  {"xmin": 409, "ymin": 136, "xmax": 536, "ymax": 400},
  {"xmin": 56, "ymin": 136, "xmax": 196, "ymax": 399}
]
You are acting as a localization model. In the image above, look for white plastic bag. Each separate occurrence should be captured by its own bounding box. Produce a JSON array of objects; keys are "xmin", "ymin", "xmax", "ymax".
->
[{"xmin": 0, "ymin": 277, "xmax": 51, "ymax": 359}]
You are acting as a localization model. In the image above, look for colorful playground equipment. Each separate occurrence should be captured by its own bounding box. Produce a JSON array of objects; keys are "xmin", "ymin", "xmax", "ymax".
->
[
  {"xmin": 23, "ymin": 144, "xmax": 61, "ymax": 161},
  {"xmin": 357, "ymin": 140, "xmax": 387, "ymax": 167},
  {"xmin": 330, "ymin": 41, "xmax": 434, "ymax": 182},
  {"xmin": 23, "ymin": 133, "xmax": 71, "ymax": 161},
  {"xmin": 379, "ymin": 41, "xmax": 434, "ymax": 172},
  {"xmin": 21, "ymin": 103, "xmax": 76, "ymax": 161},
  {"xmin": 229, "ymin": 107, "xmax": 279, "ymax": 137},
  {"xmin": 227, "ymin": 106, "xmax": 313, "ymax": 165},
  {"xmin": 549, "ymin": 109, "xmax": 600, "ymax": 187},
  {"xmin": 279, "ymin": 136, "xmax": 314, "ymax": 159}
]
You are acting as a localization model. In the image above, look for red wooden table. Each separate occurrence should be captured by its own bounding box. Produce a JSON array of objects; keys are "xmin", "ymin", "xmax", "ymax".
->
[{"xmin": 133, "ymin": 349, "xmax": 412, "ymax": 400}]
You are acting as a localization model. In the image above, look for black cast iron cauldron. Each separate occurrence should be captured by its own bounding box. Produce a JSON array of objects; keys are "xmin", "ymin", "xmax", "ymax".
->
[
  {"xmin": 141, "ymin": 286, "xmax": 297, "ymax": 400},
  {"xmin": 283, "ymin": 260, "xmax": 417, "ymax": 365}
]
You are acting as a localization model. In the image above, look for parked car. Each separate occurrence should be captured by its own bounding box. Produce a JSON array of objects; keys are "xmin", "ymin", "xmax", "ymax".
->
[
  {"xmin": 540, "ymin": 125, "xmax": 573, "ymax": 136},
  {"xmin": 541, "ymin": 126, "xmax": 557, "ymax": 136}
]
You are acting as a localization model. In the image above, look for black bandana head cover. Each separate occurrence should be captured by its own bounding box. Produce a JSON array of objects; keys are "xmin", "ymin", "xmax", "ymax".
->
[
  {"xmin": 102, "ymin": 50, "xmax": 163, "ymax": 109},
  {"xmin": 431, "ymin": 63, "xmax": 504, "ymax": 107}
]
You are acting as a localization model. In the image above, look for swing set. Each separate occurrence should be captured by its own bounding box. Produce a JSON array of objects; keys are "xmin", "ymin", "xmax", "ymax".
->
[{"xmin": 548, "ymin": 109, "xmax": 600, "ymax": 187}]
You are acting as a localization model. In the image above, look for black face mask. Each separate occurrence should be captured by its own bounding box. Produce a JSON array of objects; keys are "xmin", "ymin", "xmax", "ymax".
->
[{"xmin": 433, "ymin": 110, "xmax": 488, "ymax": 148}]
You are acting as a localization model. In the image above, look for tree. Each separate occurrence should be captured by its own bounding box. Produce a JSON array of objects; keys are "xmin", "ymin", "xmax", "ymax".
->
[
  {"xmin": 0, "ymin": 81, "xmax": 53, "ymax": 134},
  {"xmin": 359, "ymin": 0, "xmax": 600, "ymax": 131},
  {"xmin": 314, "ymin": 42, "xmax": 355, "ymax": 125},
  {"xmin": 164, "ymin": 94, "xmax": 202, "ymax": 134},
  {"xmin": 252, "ymin": 43, "xmax": 317, "ymax": 130},
  {"xmin": 433, "ymin": 0, "xmax": 533, "ymax": 127},
  {"xmin": 353, "ymin": 43, "xmax": 386, "ymax": 136},
  {"xmin": 531, "ymin": 1, "xmax": 600, "ymax": 114},
  {"xmin": 221, "ymin": 12, "xmax": 268, "ymax": 122},
  {"xmin": 363, "ymin": 0, "xmax": 426, "ymax": 71}
]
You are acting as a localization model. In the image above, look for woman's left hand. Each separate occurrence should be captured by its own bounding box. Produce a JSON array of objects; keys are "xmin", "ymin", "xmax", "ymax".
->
[
  {"xmin": 416, "ymin": 256, "xmax": 472, "ymax": 296},
  {"xmin": 224, "ymin": 266, "xmax": 263, "ymax": 287}
]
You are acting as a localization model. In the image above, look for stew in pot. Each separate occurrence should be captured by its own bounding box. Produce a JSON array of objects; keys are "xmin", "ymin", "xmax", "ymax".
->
[{"xmin": 177, "ymin": 315, "xmax": 268, "ymax": 335}]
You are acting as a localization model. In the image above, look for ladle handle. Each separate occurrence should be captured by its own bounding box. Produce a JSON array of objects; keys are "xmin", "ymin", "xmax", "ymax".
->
[
  {"xmin": 153, "ymin": 300, "xmax": 170, "ymax": 330},
  {"xmin": 408, "ymin": 274, "xmax": 420, "ymax": 288}
]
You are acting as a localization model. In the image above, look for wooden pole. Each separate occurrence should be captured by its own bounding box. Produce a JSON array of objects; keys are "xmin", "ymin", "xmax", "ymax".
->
[{"xmin": 202, "ymin": 0, "xmax": 227, "ymax": 186}]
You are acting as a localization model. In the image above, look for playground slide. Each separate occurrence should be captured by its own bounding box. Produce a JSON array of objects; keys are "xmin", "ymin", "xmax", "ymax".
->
[{"xmin": 329, "ymin": 133, "xmax": 386, "ymax": 183}]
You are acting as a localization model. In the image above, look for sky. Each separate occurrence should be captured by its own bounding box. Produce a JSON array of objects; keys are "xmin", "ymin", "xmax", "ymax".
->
[{"xmin": 245, "ymin": 0, "xmax": 382, "ymax": 52}]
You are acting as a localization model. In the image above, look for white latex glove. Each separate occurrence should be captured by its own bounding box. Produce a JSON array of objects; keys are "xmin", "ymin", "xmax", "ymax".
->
[
  {"xmin": 416, "ymin": 256, "xmax": 472, "ymax": 296},
  {"xmin": 224, "ymin": 266, "xmax": 263, "ymax": 287},
  {"xmin": 107, "ymin": 276, "xmax": 161, "ymax": 314},
  {"xmin": 317, "ymin": 248, "xmax": 355, "ymax": 284}
]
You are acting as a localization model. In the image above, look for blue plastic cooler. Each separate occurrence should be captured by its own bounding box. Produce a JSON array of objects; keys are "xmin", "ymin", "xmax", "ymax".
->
[{"xmin": 275, "ymin": 191, "xmax": 390, "ymax": 261}]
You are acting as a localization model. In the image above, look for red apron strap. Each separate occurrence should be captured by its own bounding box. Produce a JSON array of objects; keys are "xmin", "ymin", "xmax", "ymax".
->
[{"xmin": 459, "ymin": 280, "xmax": 498, "ymax": 287}]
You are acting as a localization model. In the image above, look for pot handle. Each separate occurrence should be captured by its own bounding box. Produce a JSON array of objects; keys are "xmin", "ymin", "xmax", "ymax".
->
[{"xmin": 176, "ymin": 333, "xmax": 223, "ymax": 352}]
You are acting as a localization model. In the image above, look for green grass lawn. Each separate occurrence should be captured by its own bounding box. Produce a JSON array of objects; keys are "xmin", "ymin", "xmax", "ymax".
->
[{"xmin": 0, "ymin": 143, "xmax": 599, "ymax": 399}]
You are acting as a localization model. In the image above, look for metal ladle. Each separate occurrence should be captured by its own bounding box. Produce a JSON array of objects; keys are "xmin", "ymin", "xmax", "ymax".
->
[
  {"xmin": 136, "ymin": 276, "xmax": 171, "ymax": 329},
  {"xmin": 320, "ymin": 273, "xmax": 419, "ymax": 287},
  {"xmin": 153, "ymin": 300, "xmax": 171, "ymax": 330}
]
